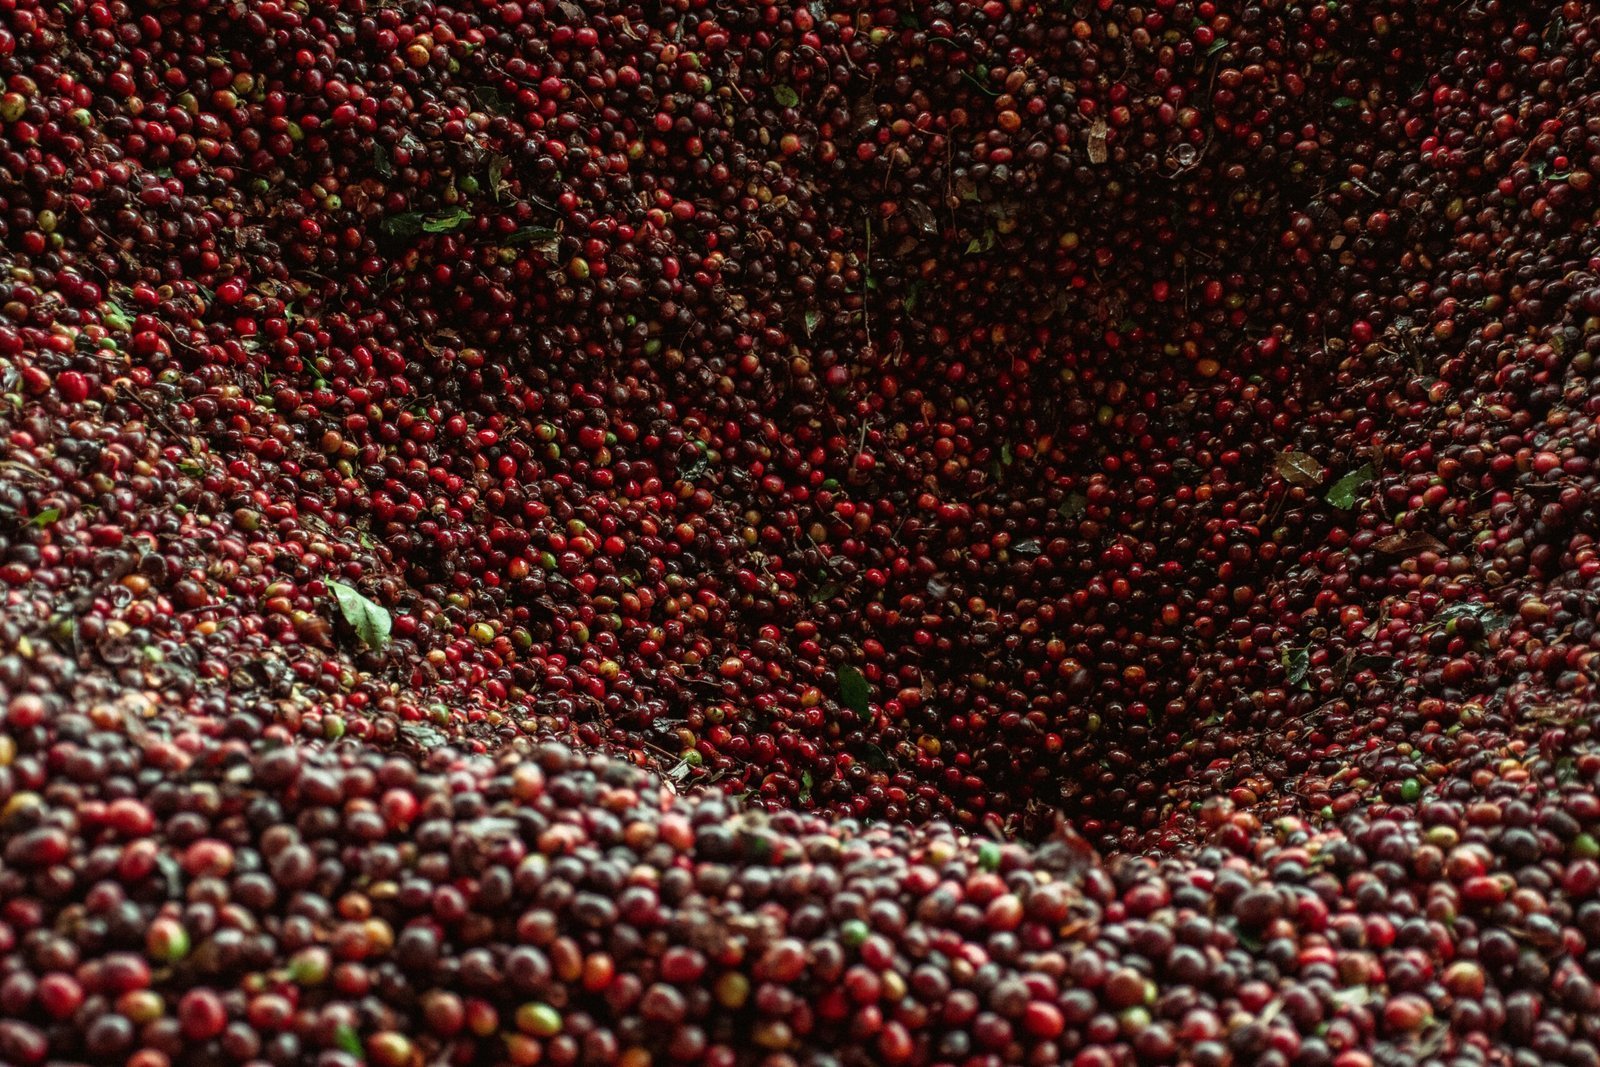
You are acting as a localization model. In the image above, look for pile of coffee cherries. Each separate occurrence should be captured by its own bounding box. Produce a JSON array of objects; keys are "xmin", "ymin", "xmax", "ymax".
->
[{"xmin": 4, "ymin": 0, "xmax": 1600, "ymax": 1062}]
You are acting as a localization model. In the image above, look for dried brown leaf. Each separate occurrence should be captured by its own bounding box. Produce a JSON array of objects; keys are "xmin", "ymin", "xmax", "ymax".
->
[
  {"xmin": 1274, "ymin": 451, "xmax": 1324, "ymax": 488},
  {"xmin": 1372, "ymin": 531, "xmax": 1447, "ymax": 555},
  {"xmin": 1086, "ymin": 119, "xmax": 1109, "ymax": 164}
]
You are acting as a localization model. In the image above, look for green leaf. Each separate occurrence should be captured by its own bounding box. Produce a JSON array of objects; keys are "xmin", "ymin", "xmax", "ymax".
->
[
  {"xmin": 1058, "ymin": 492, "xmax": 1088, "ymax": 519},
  {"xmin": 1325, "ymin": 463, "xmax": 1375, "ymax": 509},
  {"xmin": 379, "ymin": 207, "xmax": 473, "ymax": 244},
  {"xmin": 1332, "ymin": 96, "xmax": 1358, "ymax": 109},
  {"xmin": 904, "ymin": 280, "xmax": 923, "ymax": 314},
  {"xmin": 1432, "ymin": 601, "xmax": 1511, "ymax": 636},
  {"xmin": 101, "ymin": 300, "xmax": 133, "ymax": 333},
  {"xmin": 471, "ymin": 84, "xmax": 513, "ymax": 115},
  {"xmin": 810, "ymin": 578, "xmax": 843, "ymax": 604},
  {"xmin": 421, "ymin": 207, "xmax": 473, "ymax": 233},
  {"xmin": 859, "ymin": 742, "xmax": 891, "ymax": 770},
  {"xmin": 803, "ymin": 309, "xmax": 821, "ymax": 336},
  {"xmin": 488, "ymin": 154, "xmax": 510, "ymax": 200},
  {"xmin": 961, "ymin": 71, "xmax": 999, "ymax": 97},
  {"xmin": 1348, "ymin": 653, "xmax": 1396, "ymax": 674},
  {"xmin": 837, "ymin": 664, "xmax": 871, "ymax": 714},
  {"xmin": 29, "ymin": 507, "xmax": 61, "ymax": 528},
  {"xmin": 327, "ymin": 580, "xmax": 392, "ymax": 651},
  {"xmin": 1000, "ymin": 442, "xmax": 1014, "ymax": 466},
  {"xmin": 334, "ymin": 1024, "xmax": 363, "ymax": 1059},
  {"xmin": 504, "ymin": 227, "xmax": 561, "ymax": 255},
  {"xmin": 740, "ymin": 826, "xmax": 776, "ymax": 862},
  {"xmin": 399, "ymin": 722, "xmax": 449, "ymax": 750},
  {"xmin": 680, "ymin": 444, "xmax": 711, "ymax": 483},
  {"xmin": 799, "ymin": 770, "xmax": 814, "ymax": 802},
  {"xmin": 1280, "ymin": 647, "xmax": 1311, "ymax": 688},
  {"xmin": 773, "ymin": 85, "xmax": 799, "ymax": 108},
  {"xmin": 379, "ymin": 212, "xmax": 425, "ymax": 242},
  {"xmin": 371, "ymin": 143, "xmax": 394, "ymax": 178},
  {"xmin": 1207, "ymin": 37, "xmax": 1228, "ymax": 55}
]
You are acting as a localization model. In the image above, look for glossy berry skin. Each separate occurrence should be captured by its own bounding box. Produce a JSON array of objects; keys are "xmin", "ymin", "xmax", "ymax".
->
[{"xmin": 0, "ymin": 0, "xmax": 1599, "ymax": 1065}]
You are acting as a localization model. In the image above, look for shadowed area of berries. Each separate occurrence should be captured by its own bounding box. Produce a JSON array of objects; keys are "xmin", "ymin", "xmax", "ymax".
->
[{"xmin": 3, "ymin": 0, "xmax": 1600, "ymax": 1064}]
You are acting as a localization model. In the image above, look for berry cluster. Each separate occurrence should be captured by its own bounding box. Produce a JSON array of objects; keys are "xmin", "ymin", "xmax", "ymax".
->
[{"xmin": 3, "ymin": 0, "xmax": 1600, "ymax": 1062}]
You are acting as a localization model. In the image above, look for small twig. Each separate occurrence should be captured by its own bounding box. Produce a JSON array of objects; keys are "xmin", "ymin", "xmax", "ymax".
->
[{"xmin": 861, "ymin": 211, "xmax": 873, "ymax": 350}]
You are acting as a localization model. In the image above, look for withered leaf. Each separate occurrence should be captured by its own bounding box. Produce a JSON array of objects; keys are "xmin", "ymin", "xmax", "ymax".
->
[
  {"xmin": 1372, "ymin": 531, "xmax": 1447, "ymax": 555},
  {"xmin": 1086, "ymin": 119, "xmax": 1109, "ymax": 164},
  {"xmin": 1274, "ymin": 451, "xmax": 1324, "ymax": 488}
]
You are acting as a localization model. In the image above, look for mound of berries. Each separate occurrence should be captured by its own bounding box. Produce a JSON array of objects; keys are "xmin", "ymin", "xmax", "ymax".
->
[
  {"xmin": 4, "ymin": 0, "xmax": 1600, "ymax": 1062},
  {"xmin": 8, "ymin": 640, "xmax": 1600, "ymax": 1067}
]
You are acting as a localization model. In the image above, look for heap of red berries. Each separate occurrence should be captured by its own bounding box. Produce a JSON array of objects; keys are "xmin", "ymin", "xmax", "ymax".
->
[{"xmin": 4, "ymin": 0, "xmax": 1600, "ymax": 1062}]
